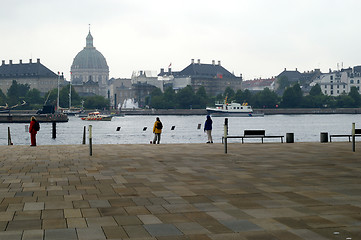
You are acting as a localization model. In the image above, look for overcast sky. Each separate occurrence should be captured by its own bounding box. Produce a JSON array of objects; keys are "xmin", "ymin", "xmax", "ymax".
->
[{"xmin": 1, "ymin": 0, "xmax": 361, "ymax": 81}]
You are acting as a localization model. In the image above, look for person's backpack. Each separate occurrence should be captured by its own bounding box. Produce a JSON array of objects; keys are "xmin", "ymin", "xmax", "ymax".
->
[
  {"xmin": 34, "ymin": 121, "xmax": 40, "ymax": 131},
  {"xmin": 156, "ymin": 121, "xmax": 163, "ymax": 129}
]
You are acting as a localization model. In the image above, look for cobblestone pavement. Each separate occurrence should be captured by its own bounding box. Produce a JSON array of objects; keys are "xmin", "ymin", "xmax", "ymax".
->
[{"xmin": 0, "ymin": 142, "xmax": 361, "ymax": 239}]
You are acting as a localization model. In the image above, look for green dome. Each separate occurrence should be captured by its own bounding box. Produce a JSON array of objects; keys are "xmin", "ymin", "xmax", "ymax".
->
[{"xmin": 71, "ymin": 31, "xmax": 109, "ymax": 70}]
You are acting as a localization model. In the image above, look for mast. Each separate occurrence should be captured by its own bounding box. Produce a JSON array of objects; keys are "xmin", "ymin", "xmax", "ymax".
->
[
  {"xmin": 69, "ymin": 81, "xmax": 72, "ymax": 109},
  {"xmin": 57, "ymin": 72, "xmax": 60, "ymax": 112}
]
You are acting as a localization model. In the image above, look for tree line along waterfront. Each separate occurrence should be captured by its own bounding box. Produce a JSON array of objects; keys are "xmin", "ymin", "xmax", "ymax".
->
[{"xmin": 1, "ymin": 80, "xmax": 361, "ymax": 110}]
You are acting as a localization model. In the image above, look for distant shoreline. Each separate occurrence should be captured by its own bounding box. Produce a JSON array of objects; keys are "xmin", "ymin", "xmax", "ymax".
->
[
  {"xmin": 120, "ymin": 108, "xmax": 361, "ymax": 115},
  {"xmin": 6, "ymin": 108, "xmax": 361, "ymax": 116}
]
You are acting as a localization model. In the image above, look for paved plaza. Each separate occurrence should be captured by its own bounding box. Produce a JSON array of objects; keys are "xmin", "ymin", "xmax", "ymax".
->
[{"xmin": 0, "ymin": 142, "xmax": 361, "ymax": 239}]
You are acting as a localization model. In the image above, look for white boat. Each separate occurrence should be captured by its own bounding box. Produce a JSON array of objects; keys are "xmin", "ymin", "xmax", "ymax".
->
[
  {"xmin": 81, "ymin": 111, "xmax": 113, "ymax": 121},
  {"xmin": 206, "ymin": 101, "xmax": 264, "ymax": 117}
]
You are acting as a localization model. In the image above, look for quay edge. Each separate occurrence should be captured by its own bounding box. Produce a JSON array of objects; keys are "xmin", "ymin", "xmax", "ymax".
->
[{"xmin": 0, "ymin": 113, "xmax": 69, "ymax": 123}]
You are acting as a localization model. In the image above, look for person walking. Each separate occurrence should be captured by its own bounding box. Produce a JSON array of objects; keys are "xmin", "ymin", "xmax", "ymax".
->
[
  {"xmin": 204, "ymin": 115, "xmax": 213, "ymax": 143},
  {"xmin": 29, "ymin": 116, "xmax": 39, "ymax": 146},
  {"xmin": 152, "ymin": 117, "xmax": 163, "ymax": 144}
]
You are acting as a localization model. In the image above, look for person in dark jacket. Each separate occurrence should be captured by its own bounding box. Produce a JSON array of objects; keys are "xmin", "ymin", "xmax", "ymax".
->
[
  {"xmin": 204, "ymin": 115, "xmax": 213, "ymax": 143},
  {"xmin": 29, "ymin": 116, "xmax": 38, "ymax": 146}
]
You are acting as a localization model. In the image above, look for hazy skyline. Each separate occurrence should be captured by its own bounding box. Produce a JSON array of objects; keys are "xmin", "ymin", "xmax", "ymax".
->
[{"xmin": 1, "ymin": 0, "xmax": 361, "ymax": 81}]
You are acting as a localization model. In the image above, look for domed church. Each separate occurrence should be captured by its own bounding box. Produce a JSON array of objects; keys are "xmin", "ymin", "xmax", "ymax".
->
[{"xmin": 71, "ymin": 29, "xmax": 109, "ymax": 97}]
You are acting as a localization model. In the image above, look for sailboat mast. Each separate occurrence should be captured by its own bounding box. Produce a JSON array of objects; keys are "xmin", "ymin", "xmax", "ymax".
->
[{"xmin": 69, "ymin": 82, "xmax": 72, "ymax": 109}]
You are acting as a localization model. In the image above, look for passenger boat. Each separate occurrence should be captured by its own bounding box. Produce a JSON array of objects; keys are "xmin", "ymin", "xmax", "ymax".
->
[
  {"xmin": 206, "ymin": 100, "xmax": 264, "ymax": 117},
  {"xmin": 81, "ymin": 112, "xmax": 112, "ymax": 121}
]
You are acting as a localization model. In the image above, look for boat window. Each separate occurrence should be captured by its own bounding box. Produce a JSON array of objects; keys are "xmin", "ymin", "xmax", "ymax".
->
[{"xmin": 241, "ymin": 107, "xmax": 243, "ymax": 109}]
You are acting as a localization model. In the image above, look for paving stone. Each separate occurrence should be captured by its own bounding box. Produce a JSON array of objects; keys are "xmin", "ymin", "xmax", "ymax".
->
[
  {"xmin": 102, "ymin": 226, "xmax": 128, "ymax": 239},
  {"xmin": 144, "ymin": 223, "xmax": 183, "ymax": 237},
  {"xmin": 123, "ymin": 225, "xmax": 152, "ymax": 238},
  {"xmin": 88, "ymin": 200, "xmax": 111, "ymax": 208},
  {"xmin": 42, "ymin": 219, "xmax": 67, "ymax": 229},
  {"xmin": 77, "ymin": 227, "xmax": 107, "ymax": 240},
  {"xmin": 42, "ymin": 209, "xmax": 64, "ymax": 219},
  {"xmin": 219, "ymin": 219, "xmax": 263, "ymax": 232},
  {"xmin": 13, "ymin": 210, "xmax": 41, "ymax": 220},
  {"xmin": 6, "ymin": 219, "xmax": 41, "ymax": 231},
  {"xmin": 64, "ymin": 209, "xmax": 82, "ymax": 218},
  {"xmin": 138, "ymin": 214, "xmax": 162, "ymax": 224},
  {"xmin": 66, "ymin": 218, "xmax": 87, "ymax": 228},
  {"xmin": 86, "ymin": 216, "xmax": 117, "ymax": 227},
  {"xmin": 0, "ymin": 230, "xmax": 22, "ymax": 240},
  {"xmin": 22, "ymin": 229, "xmax": 44, "ymax": 240},
  {"xmin": 175, "ymin": 222, "xmax": 211, "ymax": 235},
  {"xmin": 114, "ymin": 215, "xmax": 142, "ymax": 225},
  {"xmin": 23, "ymin": 202, "xmax": 45, "ymax": 211},
  {"xmin": 45, "ymin": 228, "xmax": 77, "ymax": 240}
]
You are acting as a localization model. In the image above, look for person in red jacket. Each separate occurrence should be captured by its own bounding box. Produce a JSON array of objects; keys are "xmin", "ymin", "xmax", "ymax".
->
[{"xmin": 29, "ymin": 116, "xmax": 38, "ymax": 146}]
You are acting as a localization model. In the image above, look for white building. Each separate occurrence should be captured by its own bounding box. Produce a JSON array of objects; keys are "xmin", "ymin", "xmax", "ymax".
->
[{"xmin": 312, "ymin": 68, "xmax": 361, "ymax": 96}]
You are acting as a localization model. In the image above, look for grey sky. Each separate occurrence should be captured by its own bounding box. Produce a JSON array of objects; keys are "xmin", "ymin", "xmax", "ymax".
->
[{"xmin": 1, "ymin": 0, "xmax": 360, "ymax": 80}]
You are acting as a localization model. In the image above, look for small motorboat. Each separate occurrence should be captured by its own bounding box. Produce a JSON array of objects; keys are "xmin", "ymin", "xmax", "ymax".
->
[{"xmin": 81, "ymin": 111, "xmax": 112, "ymax": 121}]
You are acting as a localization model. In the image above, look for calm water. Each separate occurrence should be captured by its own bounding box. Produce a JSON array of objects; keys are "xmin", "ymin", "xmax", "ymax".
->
[{"xmin": 1, "ymin": 114, "xmax": 361, "ymax": 146}]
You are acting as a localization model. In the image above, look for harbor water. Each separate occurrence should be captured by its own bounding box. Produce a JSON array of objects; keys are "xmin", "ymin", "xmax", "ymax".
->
[{"xmin": 1, "ymin": 114, "xmax": 361, "ymax": 146}]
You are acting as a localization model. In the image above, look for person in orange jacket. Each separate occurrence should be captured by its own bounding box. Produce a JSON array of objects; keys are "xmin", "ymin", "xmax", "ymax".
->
[
  {"xmin": 152, "ymin": 117, "xmax": 162, "ymax": 144},
  {"xmin": 29, "ymin": 116, "xmax": 39, "ymax": 146}
]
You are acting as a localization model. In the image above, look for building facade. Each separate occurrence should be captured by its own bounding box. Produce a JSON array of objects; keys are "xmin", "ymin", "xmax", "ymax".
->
[
  {"xmin": 312, "ymin": 67, "xmax": 361, "ymax": 96},
  {"xmin": 70, "ymin": 30, "xmax": 109, "ymax": 97},
  {"xmin": 0, "ymin": 58, "xmax": 65, "ymax": 94}
]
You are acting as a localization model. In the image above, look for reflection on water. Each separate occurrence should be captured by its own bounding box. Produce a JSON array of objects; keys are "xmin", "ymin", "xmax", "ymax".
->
[{"xmin": 1, "ymin": 114, "xmax": 361, "ymax": 145}]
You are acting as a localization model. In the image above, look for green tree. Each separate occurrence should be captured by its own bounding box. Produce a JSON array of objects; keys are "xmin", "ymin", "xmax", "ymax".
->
[
  {"xmin": 7, "ymin": 80, "xmax": 30, "ymax": 105},
  {"xmin": 176, "ymin": 85, "xmax": 194, "ymax": 109},
  {"xmin": 234, "ymin": 89, "xmax": 253, "ymax": 105},
  {"xmin": 309, "ymin": 84, "xmax": 322, "ymax": 96},
  {"xmin": 84, "ymin": 95, "xmax": 109, "ymax": 109},
  {"xmin": 59, "ymin": 85, "xmax": 81, "ymax": 108},
  {"xmin": 281, "ymin": 83, "xmax": 303, "ymax": 108},
  {"xmin": 194, "ymin": 86, "xmax": 208, "ymax": 109},
  {"xmin": 25, "ymin": 89, "xmax": 43, "ymax": 105},
  {"xmin": 277, "ymin": 75, "xmax": 290, "ymax": 90},
  {"xmin": 0, "ymin": 89, "xmax": 7, "ymax": 105},
  {"xmin": 348, "ymin": 86, "xmax": 361, "ymax": 107},
  {"xmin": 335, "ymin": 95, "xmax": 355, "ymax": 108},
  {"xmin": 255, "ymin": 88, "xmax": 279, "ymax": 108},
  {"xmin": 163, "ymin": 87, "xmax": 176, "ymax": 109},
  {"xmin": 224, "ymin": 87, "xmax": 235, "ymax": 100}
]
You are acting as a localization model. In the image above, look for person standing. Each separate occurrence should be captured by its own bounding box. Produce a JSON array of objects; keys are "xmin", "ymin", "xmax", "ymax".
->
[
  {"xmin": 152, "ymin": 117, "xmax": 162, "ymax": 144},
  {"xmin": 29, "ymin": 116, "xmax": 39, "ymax": 146},
  {"xmin": 204, "ymin": 115, "xmax": 213, "ymax": 143}
]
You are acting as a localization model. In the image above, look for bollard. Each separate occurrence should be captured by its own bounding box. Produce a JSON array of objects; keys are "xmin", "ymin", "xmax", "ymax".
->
[
  {"xmin": 320, "ymin": 132, "xmax": 328, "ymax": 143},
  {"xmin": 352, "ymin": 123, "xmax": 355, "ymax": 152},
  {"xmin": 89, "ymin": 125, "xmax": 92, "ymax": 156},
  {"xmin": 224, "ymin": 118, "xmax": 228, "ymax": 154},
  {"xmin": 286, "ymin": 133, "xmax": 294, "ymax": 143},
  {"xmin": 8, "ymin": 127, "xmax": 13, "ymax": 145},
  {"xmin": 82, "ymin": 126, "xmax": 86, "ymax": 144},
  {"xmin": 52, "ymin": 122, "xmax": 56, "ymax": 139}
]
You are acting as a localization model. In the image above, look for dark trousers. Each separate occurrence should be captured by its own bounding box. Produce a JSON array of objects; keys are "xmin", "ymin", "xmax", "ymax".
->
[
  {"xmin": 30, "ymin": 133, "xmax": 37, "ymax": 146},
  {"xmin": 153, "ymin": 133, "xmax": 161, "ymax": 144}
]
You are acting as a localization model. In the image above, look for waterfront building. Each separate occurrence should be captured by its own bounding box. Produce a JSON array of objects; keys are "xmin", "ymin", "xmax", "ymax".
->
[
  {"xmin": 276, "ymin": 68, "xmax": 321, "ymax": 94},
  {"xmin": 242, "ymin": 78, "xmax": 276, "ymax": 91},
  {"xmin": 312, "ymin": 66, "xmax": 361, "ymax": 96},
  {"xmin": 70, "ymin": 29, "xmax": 109, "ymax": 97},
  {"xmin": 108, "ymin": 78, "xmax": 132, "ymax": 109},
  {"xmin": 0, "ymin": 58, "xmax": 65, "ymax": 94},
  {"xmin": 174, "ymin": 59, "xmax": 242, "ymax": 96}
]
